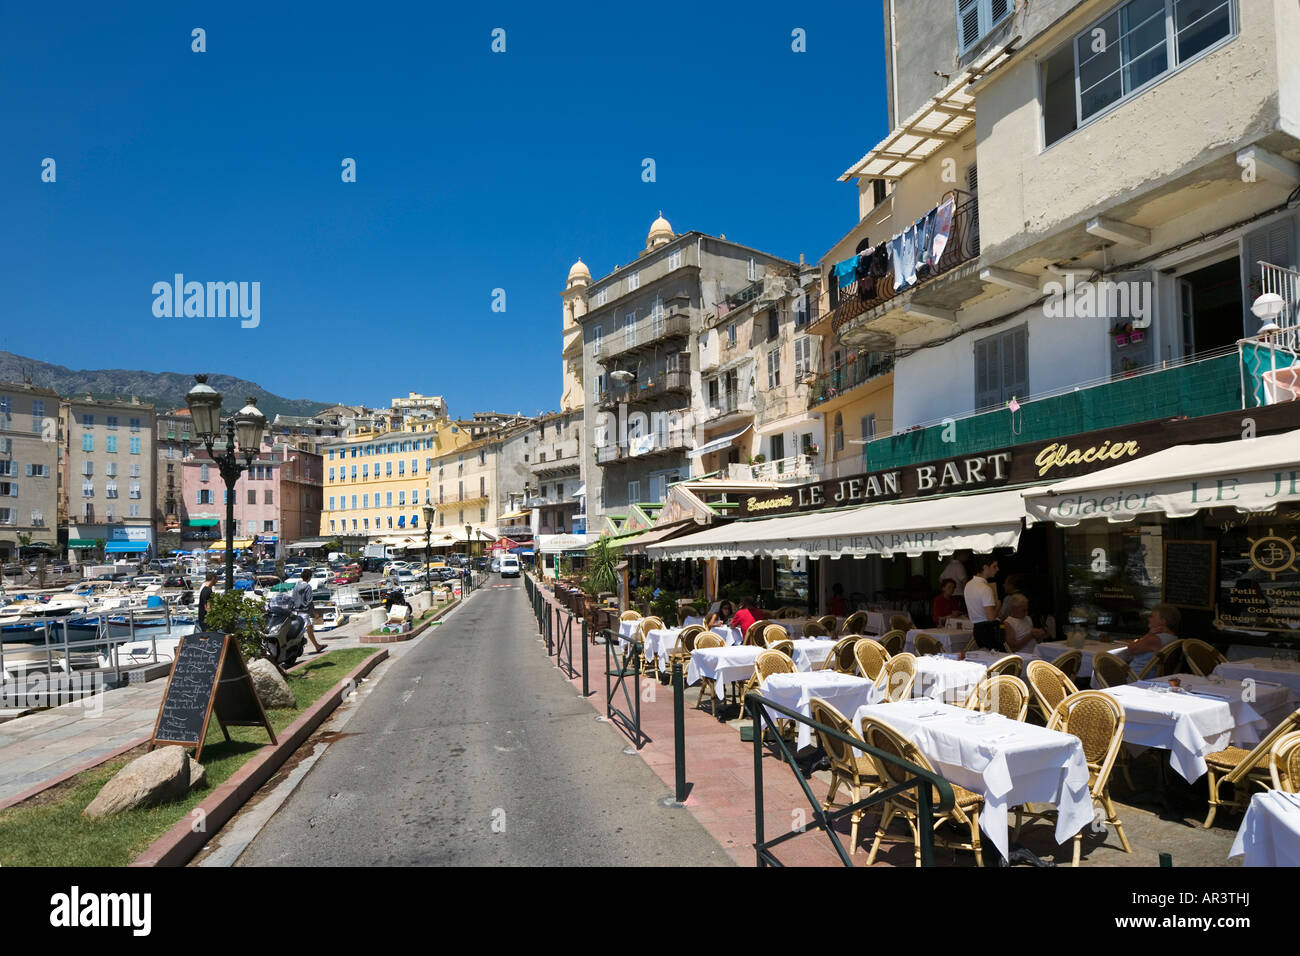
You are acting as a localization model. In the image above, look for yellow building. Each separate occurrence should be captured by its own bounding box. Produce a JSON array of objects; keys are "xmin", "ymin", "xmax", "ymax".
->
[
  {"xmin": 428, "ymin": 435, "xmax": 499, "ymax": 537},
  {"xmin": 319, "ymin": 419, "xmax": 472, "ymax": 538}
]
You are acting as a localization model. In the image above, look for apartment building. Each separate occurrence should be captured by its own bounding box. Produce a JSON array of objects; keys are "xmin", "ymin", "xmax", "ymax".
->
[
  {"xmin": 0, "ymin": 382, "xmax": 59, "ymax": 559},
  {"xmin": 154, "ymin": 410, "xmax": 193, "ymax": 555},
  {"xmin": 61, "ymin": 396, "xmax": 157, "ymax": 556},
  {"xmin": 571, "ymin": 214, "xmax": 798, "ymax": 528},
  {"xmin": 429, "ymin": 436, "xmax": 497, "ymax": 533}
]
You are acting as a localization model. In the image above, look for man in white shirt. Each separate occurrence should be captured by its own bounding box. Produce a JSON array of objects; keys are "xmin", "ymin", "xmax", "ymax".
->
[
  {"xmin": 941, "ymin": 550, "xmax": 970, "ymax": 590},
  {"xmin": 964, "ymin": 555, "xmax": 1001, "ymax": 650}
]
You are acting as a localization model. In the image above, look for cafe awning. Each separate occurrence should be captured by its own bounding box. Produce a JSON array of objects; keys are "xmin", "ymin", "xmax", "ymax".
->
[
  {"xmin": 209, "ymin": 539, "xmax": 254, "ymax": 550},
  {"xmin": 67, "ymin": 539, "xmax": 98, "ymax": 550},
  {"xmin": 538, "ymin": 533, "xmax": 592, "ymax": 554},
  {"xmin": 1023, "ymin": 429, "xmax": 1300, "ymax": 527},
  {"xmin": 647, "ymin": 487, "xmax": 1026, "ymax": 560},
  {"xmin": 105, "ymin": 541, "xmax": 149, "ymax": 553},
  {"xmin": 620, "ymin": 520, "xmax": 704, "ymax": 556},
  {"xmin": 689, "ymin": 424, "xmax": 753, "ymax": 459},
  {"xmin": 185, "ymin": 518, "xmax": 220, "ymax": 527}
]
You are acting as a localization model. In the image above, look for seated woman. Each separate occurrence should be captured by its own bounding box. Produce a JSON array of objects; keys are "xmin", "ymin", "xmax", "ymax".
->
[
  {"xmin": 931, "ymin": 578, "xmax": 961, "ymax": 624},
  {"xmin": 1002, "ymin": 593, "xmax": 1046, "ymax": 654},
  {"xmin": 705, "ymin": 600, "xmax": 734, "ymax": 630},
  {"xmin": 1121, "ymin": 604, "xmax": 1180, "ymax": 675}
]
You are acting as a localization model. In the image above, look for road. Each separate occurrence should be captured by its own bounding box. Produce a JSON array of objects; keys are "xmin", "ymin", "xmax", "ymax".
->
[{"xmin": 236, "ymin": 577, "xmax": 731, "ymax": 866}]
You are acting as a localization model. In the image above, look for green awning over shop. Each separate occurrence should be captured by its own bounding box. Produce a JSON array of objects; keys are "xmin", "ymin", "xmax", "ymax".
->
[
  {"xmin": 68, "ymin": 539, "xmax": 97, "ymax": 549},
  {"xmin": 186, "ymin": 519, "xmax": 220, "ymax": 527}
]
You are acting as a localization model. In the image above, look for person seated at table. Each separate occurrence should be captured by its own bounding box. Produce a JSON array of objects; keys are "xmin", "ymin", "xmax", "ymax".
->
[
  {"xmin": 828, "ymin": 583, "xmax": 846, "ymax": 617},
  {"xmin": 705, "ymin": 600, "xmax": 734, "ymax": 630},
  {"xmin": 998, "ymin": 573, "xmax": 1024, "ymax": 620},
  {"xmin": 1120, "ymin": 604, "xmax": 1180, "ymax": 674},
  {"xmin": 931, "ymin": 578, "xmax": 960, "ymax": 624},
  {"xmin": 1002, "ymin": 594, "xmax": 1046, "ymax": 654},
  {"xmin": 729, "ymin": 597, "xmax": 762, "ymax": 635}
]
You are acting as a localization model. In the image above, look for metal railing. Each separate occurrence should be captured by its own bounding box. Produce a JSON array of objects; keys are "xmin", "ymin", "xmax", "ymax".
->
[
  {"xmin": 744, "ymin": 691, "xmax": 955, "ymax": 867},
  {"xmin": 596, "ymin": 429, "xmax": 692, "ymax": 464},
  {"xmin": 808, "ymin": 353, "xmax": 895, "ymax": 407},
  {"xmin": 1254, "ymin": 261, "xmax": 1300, "ymax": 350},
  {"xmin": 597, "ymin": 313, "xmax": 691, "ymax": 363},
  {"xmin": 748, "ymin": 454, "xmax": 817, "ymax": 482},
  {"xmin": 604, "ymin": 627, "xmax": 648, "ymax": 749}
]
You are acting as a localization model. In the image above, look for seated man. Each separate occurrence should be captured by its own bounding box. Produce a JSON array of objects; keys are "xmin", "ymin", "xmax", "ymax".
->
[
  {"xmin": 1001, "ymin": 593, "xmax": 1047, "ymax": 654},
  {"xmin": 1120, "ymin": 604, "xmax": 1180, "ymax": 675}
]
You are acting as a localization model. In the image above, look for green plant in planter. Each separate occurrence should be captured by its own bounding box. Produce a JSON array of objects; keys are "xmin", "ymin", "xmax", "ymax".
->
[
  {"xmin": 585, "ymin": 537, "xmax": 620, "ymax": 595},
  {"xmin": 203, "ymin": 590, "xmax": 268, "ymax": 663},
  {"xmin": 634, "ymin": 585, "xmax": 654, "ymax": 609},
  {"xmin": 651, "ymin": 589, "xmax": 679, "ymax": 625}
]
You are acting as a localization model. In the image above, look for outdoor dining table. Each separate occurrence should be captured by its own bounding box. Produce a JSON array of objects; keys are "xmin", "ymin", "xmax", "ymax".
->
[
  {"xmin": 686, "ymin": 643, "xmax": 820, "ymax": 690},
  {"xmin": 792, "ymin": 637, "xmax": 838, "ymax": 670},
  {"xmin": 1229, "ymin": 790, "xmax": 1300, "ymax": 867},
  {"xmin": 710, "ymin": 626, "xmax": 743, "ymax": 645},
  {"xmin": 618, "ymin": 619, "xmax": 640, "ymax": 640},
  {"xmin": 905, "ymin": 627, "xmax": 972, "ymax": 654},
  {"xmin": 1143, "ymin": 674, "xmax": 1296, "ymax": 748},
  {"xmin": 963, "ymin": 649, "xmax": 1034, "ymax": 670},
  {"xmin": 1099, "ymin": 682, "xmax": 1235, "ymax": 782},
  {"xmin": 760, "ymin": 671, "xmax": 880, "ymax": 750},
  {"xmin": 852, "ymin": 698, "xmax": 1093, "ymax": 862},
  {"xmin": 1035, "ymin": 639, "xmax": 1128, "ymax": 680},
  {"xmin": 864, "ymin": 610, "xmax": 911, "ymax": 635},
  {"xmin": 913, "ymin": 654, "xmax": 988, "ymax": 705},
  {"xmin": 644, "ymin": 627, "xmax": 684, "ymax": 674},
  {"xmin": 1213, "ymin": 657, "xmax": 1300, "ymax": 697}
]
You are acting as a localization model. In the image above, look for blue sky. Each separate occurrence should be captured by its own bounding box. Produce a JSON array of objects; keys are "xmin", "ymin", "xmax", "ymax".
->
[{"xmin": 1, "ymin": 2, "xmax": 888, "ymax": 417}]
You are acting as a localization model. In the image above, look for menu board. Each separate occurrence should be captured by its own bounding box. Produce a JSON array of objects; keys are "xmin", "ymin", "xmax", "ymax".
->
[{"xmin": 1162, "ymin": 540, "xmax": 1217, "ymax": 611}]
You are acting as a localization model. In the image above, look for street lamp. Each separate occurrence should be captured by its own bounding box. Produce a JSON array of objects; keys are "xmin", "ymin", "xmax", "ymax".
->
[
  {"xmin": 186, "ymin": 376, "xmax": 266, "ymax": 592},
  {"xmin": 423, "ymin": 504, "xmax": 435, "ymax": 593},
  {"xmin": 465, "ymin": 523, "xmax": 473, "ymax": 594}
]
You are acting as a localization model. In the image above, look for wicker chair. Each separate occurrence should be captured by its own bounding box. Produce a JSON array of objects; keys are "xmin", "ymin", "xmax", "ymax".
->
[
  {"xmin": 743, "ymin": 619, "xmax": 770, "ymax": 647},
  {"xmin": 761, "ymin": 623, "xmax": 789, "ymax": 648},
  {"xmin": 890, "ymin": 614, "xmax": 912, "ymax": 632},
  {"xmin": 1025, "ymin": 660, "xmax": 1079, "ymax": 725},
  {"xmin": 800, "ymin": 620, "xmax": 828, "ymax": 638},
  {"xmin": 692, "ymin": 632, "xmax": 728, "ymax": 716},
  {"xmin": 1020, "ymin": 690, "xmax": 1132, "ymax": 865},
  {"xmin": 769, "ymin": 639, "xmax": 795, "ymax": 659},
  {"xmin": 828, "ymin": 636, "xmax": 862, "ymax": 673},
  {"xmin": 774, "ymin": 606, "xmax": 802, "ymax": 619},
  {"xmin": 1270, "ymin": 731, "xmax": 1300, "ymax": 793},
  {"xmin": 1135, "ymin": 639, "xmax": 1185, "ymax": 680},
  {"xmin": 668, "ymin": 625, "xmax": 705, "ymax": 674},
  {"xmin": 1202, "ymin": 707, "xmax": 1300, "ymax": 827},
  {"xmin": 840, "ymin": 611, "xmax": 869, "ymax": 636},
  {"xmin": 810, "ymin": 699, "xmax": 879, "ymax": 855},
  {"xmin": 620, "ymin": 610, "xmax": 642, "ymax": 622},
  {"xmin": 816, "ymin": 614, "xmax": 838, "ymax": 634},
  {"xmin": 1181, "ymin": 638, "xmax": 1227, "ymax": 677},
  {"xmin": 678, "ymin": 604, "xmax": 700, "ymax": 621},
  {"xmin": 986, "ymin": 654, "xmax": 1024, "ymax": 679},
  {"xmin": 962, "ymin": 675, "xmax": 1029, "ymax": 721},
  {"xmin": 1051, "ymin": 649, "xmax": 1083, "ymax": 682},
  {"xmin": 1091, "ymin": 651, "xmax": 1137, "ymax": 688},
  {"xmin": 741, "ymin": 649, "xmax": 798, "ymax": 730},
  {"xmin": 861, "ymin": 715, "xmax": 985, "ymax": 866},
  {"xmin": 853, "ymin": 638, "xmax": 890, "ymax": 683},
  {"xmin": 882, "ymin": 652, "xmax": 917, "ymax": 701},
  {"xmin": 879, "ymin": 629, "xmax": 906, "ymax": 657},
  {"xmin": 913, "ymin": 633, "xmax": 944, "ymax": 656},
  {"xmin": 636, "ymin": 616, "xmax": 665, "ymax": 676}
]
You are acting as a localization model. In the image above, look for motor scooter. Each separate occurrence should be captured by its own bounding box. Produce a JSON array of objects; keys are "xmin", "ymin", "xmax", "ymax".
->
[{"xmin": 262, "ymin": 593, "xmax": 309, "ymax": 668}]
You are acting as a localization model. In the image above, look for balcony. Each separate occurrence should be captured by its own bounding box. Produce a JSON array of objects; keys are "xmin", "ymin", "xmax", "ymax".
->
[
  {"xmin": 625, "ymin": 369, "xmax": 690, "ymax": 403},
  {"xmin": 704, "ymin": 393, "xmax": 739, "ymax": 421},
  {"xmin": 596, "ymin": 428, "xmax": 691, "ymax": 464},
  {"xmin": 531, "ymin": 453, "xmax": 581, "ymax": 478},
  {"xmin": 726, "ymin": 454, "xmax": 818, "ymax": 483},
  {"xmin": 808, "ymin": 352, "xmax": 895, "ymax": 408},
  {"xmin": 597, "ymin": 313, "xmax": 691, "ymax": 364}
]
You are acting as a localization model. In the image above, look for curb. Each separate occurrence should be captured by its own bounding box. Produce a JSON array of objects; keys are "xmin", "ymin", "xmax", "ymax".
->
[
  {"xmin": 130, "ymin": 647, "xmax": 390, "ymax": 867},
  {"xmin": 0, "ymin": 735, "xmax": 152, "ymax": 814},
  {"xmin": 359, "ymin": 597, "xmax": 460, "ymax": 644}
]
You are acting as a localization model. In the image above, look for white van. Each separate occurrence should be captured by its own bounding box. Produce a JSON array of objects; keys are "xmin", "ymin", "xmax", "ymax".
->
[{"xmin": 499, "ymin": 555, "xmax": 520, "ymax": 578}]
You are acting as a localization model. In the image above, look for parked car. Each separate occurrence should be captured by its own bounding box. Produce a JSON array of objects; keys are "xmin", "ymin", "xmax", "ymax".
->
[
  {"xmin": 164, "ymin": 574, "xmax": 194, "ymax": 589},
  {"xmin": 254, "ymin": 574, "xmax": 282, "ymax": 589},
  {"xmin": 332, "ymin": 567, "xmax": 361, "ymax": 584},
  {"xmin": 131, "ymin": 575, "xmax": 164, "ymax": 589}
]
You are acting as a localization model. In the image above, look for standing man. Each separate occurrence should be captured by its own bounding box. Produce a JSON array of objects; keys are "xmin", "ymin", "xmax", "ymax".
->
[
  {"xmin": 197, "ymin": 571, "xmax": 218, "ymax": 630},
  {"xmin": 941, "ymin": 549, "xmax": 971, "ymax": 591},
  {"xmin": 965, "ymin": 555, "xmax": 1002, "ymax": 651},
  {"xmin": 292, "ymin": 568, "xmax": 328, "ymax": 654}
]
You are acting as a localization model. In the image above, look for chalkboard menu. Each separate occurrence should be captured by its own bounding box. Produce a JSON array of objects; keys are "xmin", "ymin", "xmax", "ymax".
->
[
  {"xmin": 150, "ymin": 633, "xmax": 275, "ymax": 762},
  {"xmin": 1162, "ymin": 540, "xmax": 1218, "ymax": 611}
]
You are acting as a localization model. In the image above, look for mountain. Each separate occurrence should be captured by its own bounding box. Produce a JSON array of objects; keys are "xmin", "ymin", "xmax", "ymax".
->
[{"xmin": 0, "ymin": 351, "xmax": 329, "ymax": 421}]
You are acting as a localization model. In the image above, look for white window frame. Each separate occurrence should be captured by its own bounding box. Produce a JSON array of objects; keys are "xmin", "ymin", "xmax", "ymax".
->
[
  {"xmin": 595, "ymin": 288, "xmax": 607, "ymax": 307},
  {"xmin": 766, "ymin": 347, "xmax": 781, "ymax": 390},
  {"xmin": 624, "ymin": 311, "xmax": 636, "ymax": 348},
  {"xmin": 667, "ymin": 249, "xmax": 682, "ymax": 271},
  {"xmin": 956, "ymin": 0, "xmax": 1012, "ymax": 57},
  {"xmin": 591, "ymin": 325, "xmax": 603, "ymax": 357},
  {"xmin": 627, "ymin": 271, "xmax": 640, "ymax": 292},
  {"xmin": 727, "ymin": 323, "xmax": 737, "ymax": 347},
  {"xmin": 794, "ymin": 336, "xmax": 814, "ymax": 381}
]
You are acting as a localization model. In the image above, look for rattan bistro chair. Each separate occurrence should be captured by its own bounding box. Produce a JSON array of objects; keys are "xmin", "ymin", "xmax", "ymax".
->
[
  {"xmin": 620, "ymin": 610, "xmax": 642, "ymax": 623},
  {"xmin": 769, "ymin": 639, "xmax": 795, "ymax": 659},
  {"xmin": 913, "ymin": 633, "xmax": 944, "ymax": 657},
  {"xmin": 800, "ymin": 620, "xmax": 829, "ymax": 638},
  {"xmin": 853, "ymin": 639, "xmax": 890, "ymax": 684},
  {"xmin": 668, "ymin": 625, "xmax": 705, "ymax": 674},
  {"xmin": 861, "ymin": 715, "xmax": 985, "ymax": 867},
  {"xmin": 828, "ymin": 636, "xmax": 861, "ymax": 673},
  {"xmin": 741, "ymin": 649, "xmax": 799, "ymax": 733},
  {"xmin": 1050, "ymin": 649, "xmax": 1083, "ymax": 682},
  {"xmin": 692, "ymin": 632, "xmax": 729, "ymax": 717},
  {"xmin": 962, "ymin": 675, "xmax": 1030, "ymax": 722},
  {"xmin": 636, "ymin": 616, "xmax": 665, "ymax": 676},
  {"xmin": 1181, "ymin": 638, "xmax": 1227, "ymax": 677},
  {"xmin": 1136, "ymin": 639, "xmax": 1185, "ymax": 680},
  {"xmin": 1270, "ymin": 731, "xmax": 1300, "ymax": 793},
  {"xmin": 1019, "ymin": 690, "xmax": 1132, "ymax": 866},
  {"xmin": 761, "ymin": 623, "xmax": 789, "ymax": 648},
  {"xmin": 1202, "ymin": 707, "xmax": 1300, "ymax": 827},
  {"xmin": 1091, "ymin": 651, "xmax": 1137, "ymax": 688},
  {"xmin": 743, "ymin": 619, "xmax": 771, "ymax": 647},
  {"xmin": 840, "ymin": 611, "xmax": 870, "ymax": 636},
  {"xmin": 882, "ymin": 653, "xmax": 917, "ymax": 701},
  {"xmin": 985, "ymin": 654, "xmax": 1024, "ymax": 679},
  {"xmin": 1025, "ymin": 660, "xmax": 1079, "ymax": 725},
  {"xmin": 816, "ymin": 614, "xmax": 838, "ymax": 634},
  {"xmin": 774, "ymin": 606, "xmax": 802, "ymax": 619},
  {"xmin": 879, "ymin": 629, "xmax": 906, "ymax": 657},
  {"xmin": 890, "ymin": 614, "xmax": 912, "ymax": 632},
  {"xmin": 810, "ymin": 699, "xmax": 879, "ymax": 855}
]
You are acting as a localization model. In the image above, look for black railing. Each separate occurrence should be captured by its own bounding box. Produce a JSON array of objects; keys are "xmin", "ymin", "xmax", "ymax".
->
[
  {"xmin": 604, "ymin": 628, "xmax": 649, "ymax": 749},
  {"xmin": 808, "ymin": 352, "xmax": 895, "ymax": 407},
  {"xmin": 744, "ymin": 691, "xmax": 955, "ymax": 867}
]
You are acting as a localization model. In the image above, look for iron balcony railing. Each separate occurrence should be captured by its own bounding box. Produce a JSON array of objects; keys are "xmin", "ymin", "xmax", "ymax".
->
[
  {"xmin": 705, "ymin": 393, "xmax": 739, "ymax": 420},
  {"xmin": 808, "ymin": 352, "xmax": 895, "ymax": 407},
  {"xmin": 597, "ymin": 313, "xmax": 691, "ymax": 364},
  {"xmin": 625, "ymin": 369, "xmax": 690, "ymax": 402},
  {"xmin": 1253, "ymin": 260, "xmax": 1300, "ymax": 350},
  {"xmin": 596, "ymin": 428, "xmax": 691, "ymax": 464},
  {"xmin": 748, "ymin": 454, "xmax": 817, "ymax": 482}
]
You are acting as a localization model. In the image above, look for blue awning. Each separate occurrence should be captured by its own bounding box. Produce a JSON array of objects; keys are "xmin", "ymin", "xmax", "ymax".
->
[{"xmin": 105, "ymin": 542, "xmax": 148, "ymax": 553}]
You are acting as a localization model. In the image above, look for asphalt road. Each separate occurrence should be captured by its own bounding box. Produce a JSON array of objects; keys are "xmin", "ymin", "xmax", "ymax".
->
[{"xmin": 236, "ymin": 577, "xmax": 731, "ymax": 866}]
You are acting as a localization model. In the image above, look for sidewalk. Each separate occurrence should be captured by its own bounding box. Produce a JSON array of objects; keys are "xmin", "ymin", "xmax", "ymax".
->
[{"xmin": 0, "ymin": 608, "xmax": 392, "ymax": 808}]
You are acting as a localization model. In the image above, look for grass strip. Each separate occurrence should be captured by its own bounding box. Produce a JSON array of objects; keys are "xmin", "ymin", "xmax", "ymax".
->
[{"xmin": 0, "ymin": 647, "xmax": 376, "ymax": 867}]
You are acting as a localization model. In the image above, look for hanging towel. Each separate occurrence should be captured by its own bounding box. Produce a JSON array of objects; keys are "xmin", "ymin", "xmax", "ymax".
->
[
  {"xmin": 889, "ymin": 233, "xmax": 907, "ymax": 292},
  {"xmin": 855, "ymin": 248, "xmax": 876, "ymax": 298},
  {"xmin": 901, "ymin": 223, "xmax": 918, "ymax": 288},
  {"xmin": 915, "ymin": 210, "xmax": 937, "ymax": 280},
  {"xmin": 833, "ymin": 255, "xmax": 860, "ymax": 288},
  {"xmin": 928, "ymin": 196, "xmax": 956, "ymax": 268}
]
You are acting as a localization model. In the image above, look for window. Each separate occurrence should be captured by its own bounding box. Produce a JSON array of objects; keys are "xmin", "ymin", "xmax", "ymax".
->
[
  {"xmin": 956, "ymin": 0, "xmax": 1012, "ymax": 56},
  {"xmin": 81, "ymin": 434, "xmax": 94, "ymax": 452},
  {"xmin": 129, "ymin": 437, "xmax": 140, "ymax": 454},
  {"xmin": 247, "ymin": 489, "xmax": 257, "ymax": 505},
  {"xmin": 363, "ymin": 493, "xmax": 369, "ymax": 508},
  {"xmin": 329, "ymin": 467, "xmax": 335, "ymax": 481},
  {"xmin": 200, "ymin": 463, "xmax": 210, "ymax": 482},
  {"xmin": 330, "ymin": 520, "xmax": 336, "ymax": 532},
  {"xmin": 668, "ymin": 249, "xmax": 682, "ymax": 270},
  {"xmin": 329, "ymin": 449, "xmax": 335, "ymax": 460},
  {"xmin": 129, "ymin": 463, "xmax": 139, "ymax": 478},
  {"xmin": 106, "ymin": 416, "xmax": 118, "ymax": 429},
  {"xmin": 24, "ymin": 463, "xmax": 50, "ymax": 478},
  {"xmin": 329, "ymin": 496, "xmax": 335, "ymax": 510},
  {"xmin": 766, "ymin": 347, "xmax": 781, "ymax": 389},
  {"xmin": 31, "ymin": 399, "xmax": 44, "ymax": 431},
  {"xmin": 351, "ymin": 495, "xmax": 357, "ymax": 509},
  {"xmin": 247, "ymin": 520, "xmax": 257, "ymax": 534},
  {"xmin": 104, "ymin": 435, "xmax": 118, "ymax": 454},
  {"xmin": 624, "ymin": 311, "xmax": 636, "ymax": 348},
  {"xmin": 834, "ymin": 414, "xmax": 844, "ymax": 453},
  {"xmin": 770, "ymin": 434, "xmax": 786, "ymax": 461},
  {"xmin": 386, "ymin": 491, "xmax": 393, "ymax": 506},
  {"xmin": 748, "ymin": 257, "xmax": 757, "ymax": 281},
  {"xmin": 362, "ymin": 463, "xmax": 369, "ymax": 477},
  {"xmin": 105, "ymin": 481, "xmax": 118, "ymax": 499},
  {"xmin": 386, "ymin": 461, "xmax": 392, "ymax": 476},
  {"xmin": 727, "ymin": 323, "xmax": 737, "ymax": 347},
  {"xmin": 480, "ymin": 476, "xmax": 486, "ymax": 496},
  {"xmin": 105, "ymin": 462, "xmax": 118, "ymax": 478},
  {"xmin": 351, "ymin": 465, "xmax": 357, "ymax": 479},
  {"xmin": 478, "ymin": 449, "xmax": 485, "ymax": 466},
  {"xmin": 591, "ymin": 325, "xmax": 603, "ymax": 356},
  {"xmin": 627, "ymin": 271, "xmax": 640, "ymax": 292},
  {"xmin": 81, "ymin": 414, "xmax": 93, "ymax": 427},
  {"xmin": 81, "ymin": 461, "xmax": 93, "ymax": 477},
  {"xmin": 767, "ymin": 309, "xmax": 779, "ymax": 341},
  {"xmin": 83, "ymin": 479, "xmax": 95, "ymax": 498},
  {"xmin": 793, "ymin": 292, "xmax": 809, "ymax": 328},
  {"xmin": 794, "ymin": 336, "xmax": 814, "ymax": 381},
  {"xmin": 860, "ymin": 414, "xmax": 877, "ymax": 443},
  {"xmin": 425, "ymin": 458, "xmax": 433, "ymax": 472},
  {"xmin": 652, "ymin": 296, "xmax": 664, "ymax": 337},
  {"xmin": 974, "ymin": 324, "xmax": 1029, "ymax": 410},
  {"xmin": 129, "ymin": 417, "xmax": 140, "ymax": 431},
  {"xmin": 31, "ymin": 508, "xmax": 44, "ymax": 526},
  {"xmin": 1043, "ymin": 0, "xmax": 1236, "ymax": 147},
  {"xmin": 398, "ymin": 460, "xmax": 405, "ymax": 475},
  {"xmin": 627, "ymin": 480, "xmax": 640, "ymax": 503},
  {"xmin": 399, "ymin": 490, "xmax": 406, "ymax": 505}
]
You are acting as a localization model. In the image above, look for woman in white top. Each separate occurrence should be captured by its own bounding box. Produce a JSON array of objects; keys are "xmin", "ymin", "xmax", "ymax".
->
[
  {"xmin": 1123, "ymin": 604, "xmax": 1180, "ymax": 676},
  {"xmin": 1001, "ymin": 593, "xmax": 1046, "ymax": 655}
]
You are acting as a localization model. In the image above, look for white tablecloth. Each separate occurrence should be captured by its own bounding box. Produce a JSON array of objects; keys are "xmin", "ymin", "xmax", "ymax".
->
[
  {"xmin": 644, "ymin": 628, "xmax": 683, "ymax": 673},
  {"xmin": 864, "ymin": 610, "xmax": 911, "ymax": 635},
  {"xmin": 1214, "ymin": 658, "xmax": 1300, "ymax": 697},
  {"xmin": 1035, "ymin": 640, "xmax": 1127, "ymax": 680},
  {"xmin": 1145, "ymin": 674, "xmax": 1296, "ymax": 748},
  {"xmin": 687, "ymin": 644, "xmax": 817, "ymax": 688},
  {"xmin": 913, "ymin": 656, "xmax": 988, "ymax": 705},
  {"xmin": 964, "ymin": 649, "xmax": 1034, "ymax": 671},
  {"xmin": 792, "ymin": 637, "xmax": 837, "ymax": 670},
  {"xmin": 853, "ymin": 699, "xmax": 1092, "ymax": 861},
  {"xmin": 905, "ymin": 628, "xmax": 972, "ymax": 654},
  {"xmin": 1101, "ymin": 683, "xmax": 1235, "ymax": 782},
  {"xmin": 761, "ymin": 672, "xmax": 882, "ymax": 750},
  {"xmin": 618, "ymin": 620, "xmax": 639, "ymax": 639},
  {"xmin": 1230, "ymin": 790, "xmax": 1300, "ymax": 866},
  {"xmin": 710, "ymin": 626, "xmax": 742, "ymax": 645},
  {"xmin": 682, "ymin": 616, "xmax": 705, "ymax": 628}
]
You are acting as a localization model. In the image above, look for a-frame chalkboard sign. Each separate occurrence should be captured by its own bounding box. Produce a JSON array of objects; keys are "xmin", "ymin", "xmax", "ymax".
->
[{"xmin": 149, "ymin": 632, "xmax": 277, "ymax": 762}]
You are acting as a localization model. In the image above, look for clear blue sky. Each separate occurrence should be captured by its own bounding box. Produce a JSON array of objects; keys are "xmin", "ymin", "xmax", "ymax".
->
[{"xmin": 1, "ymin": 2, "xmax": 888, "ymax": 417}]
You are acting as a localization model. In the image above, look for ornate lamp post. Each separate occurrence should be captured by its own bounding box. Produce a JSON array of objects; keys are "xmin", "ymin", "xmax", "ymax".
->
[
  {"xmin": 464, "ymin": 523, "xmax": 473, "ymax": 594},
  {"xmin": 423, "ymin": 504, "xmax": 436, "ymax": 593},
  {"xmin": 185, "ymin": 376, "xmax": 266, "ymax": 592}
]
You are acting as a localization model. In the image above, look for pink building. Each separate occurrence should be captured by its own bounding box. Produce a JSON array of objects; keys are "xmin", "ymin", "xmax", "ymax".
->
[{"xmin": 180, "ymin": 442, "xmax": 321, "ymax": 558}]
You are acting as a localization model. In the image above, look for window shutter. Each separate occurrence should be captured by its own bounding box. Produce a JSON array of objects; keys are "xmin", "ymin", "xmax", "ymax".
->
[
  {"xmin": 1242, "ymin": 219, "xmax": 1295, "ymax": 324},
  {"xmin": 991, "ymin": 0, "xmax": 1009, "ymax": 25},
  {"xmin": 1003, "ymin": 325, "xmax": 1029, "ymax": 403},
  {"xmin": 974, "ymin": 335, "xmax": 999, "ymax": 411},
  {"xmin": 956, "ymin": 0, "xmax": 982, "ymax": 53}
]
